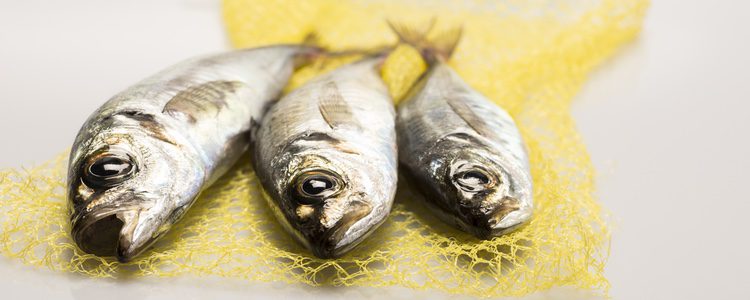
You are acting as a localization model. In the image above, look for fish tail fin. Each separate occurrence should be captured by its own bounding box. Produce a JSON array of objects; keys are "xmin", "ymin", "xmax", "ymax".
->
[
  {"xmin": 387, "ymin": 19, "xmax": 463, "ymax": 64},
  {"xmin": 430, "ymin": 26, "xmax": 463, "ymax": 62},
  {"xmin": 386, "ymin": 18, "xmax": 436, "ymax": 47},
  {"xmin": 298, "ymin": 31, "xmax": 393, "ymax": 68},
  {"xmin": 294, "ymin": 31, "xmax": 329, "ymax": 69},
  {"xmin": 329, "ymin": 44, "xmax": 394, "ymax": 60},
  {"xmin": 302, "ymin": 31, "xmax": 321, "ymax": 48}
]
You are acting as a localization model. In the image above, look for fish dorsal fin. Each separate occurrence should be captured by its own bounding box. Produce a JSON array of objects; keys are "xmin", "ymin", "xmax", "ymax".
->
[
  {"xmin": 447, "ymin": 96, "xmax": 495, "ymax": 139},
  {"xmin": 163, "ymin": 80, "xmax": 245, "ymax": 123},
  {"xmin": 318, "ymin": 81, "xmax": 357, "ymax": 129}
]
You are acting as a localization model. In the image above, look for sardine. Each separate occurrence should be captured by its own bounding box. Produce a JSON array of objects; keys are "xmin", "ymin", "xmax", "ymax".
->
[
  {"xmin": 392, "ymin": 24, "xmax": 533, "ymax": 239},
  {"xmin": 253, "ymin": 55, "xmax": 398, "ymax": 258},
  {"xmin": 67, "ymin": 44, "xmax": 323, "ymax": 262}
]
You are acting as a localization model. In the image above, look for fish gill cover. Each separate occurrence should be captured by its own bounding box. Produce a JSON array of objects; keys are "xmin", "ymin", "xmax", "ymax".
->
[{"xmin": 0, "ymin": 0, "xmax": 648, "ymax": 297}]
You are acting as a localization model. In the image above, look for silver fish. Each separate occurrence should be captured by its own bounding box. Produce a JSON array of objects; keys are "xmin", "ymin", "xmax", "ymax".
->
[
  {"xmin": 393, "ymin": 25, "xmax": 533, "ymax": 239},
  {"xmin": 67, "ymin": 45, "xmax": 322, "ymax": 262},
  {"xmin": 253, "ymin": 56, "xmax": 398, "ymax": 258}
]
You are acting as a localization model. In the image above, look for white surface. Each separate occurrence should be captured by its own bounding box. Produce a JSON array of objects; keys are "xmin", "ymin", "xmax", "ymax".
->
[
  {"xmin": 573, "ymin": 1, "xmax": 750, "ymax": 298},
  {"xmin": 1, "ymin": 0, "xmax": 748, "ymax": 299}
]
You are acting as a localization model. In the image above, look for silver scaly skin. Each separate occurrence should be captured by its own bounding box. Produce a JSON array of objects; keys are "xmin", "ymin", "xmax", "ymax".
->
[
  {"xmin": 68, "ymin": 45, "xmax": 321, "ymax": 262},
  {"xmin": 253, "ymin": 56, "xmax": 398, "ymax": 258},
  {"xmin": 397, "ymin": 44, "xmax": 533, "ymax": 239}
]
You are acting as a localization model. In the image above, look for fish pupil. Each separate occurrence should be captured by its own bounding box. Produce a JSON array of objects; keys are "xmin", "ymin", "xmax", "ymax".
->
[
  {"xmin": 462, "ymin": 171, "xmax": 489, "ymax": 185},
  {"xmin": 90, "ymin": 157, "xmax": 132, "ymax": 177},
  {"xmin": 455, "ymin": 169, "xmax": 492, "ymax": 192},
  {"xmin": 303, "ymin": 177, "xmax": 333, "ymax": 196}
]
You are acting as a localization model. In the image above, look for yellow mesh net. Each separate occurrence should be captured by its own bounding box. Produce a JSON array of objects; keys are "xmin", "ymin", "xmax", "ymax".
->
[{"xmin": 0, "ymin": 0, "xmax": 648, "ymax": 297}]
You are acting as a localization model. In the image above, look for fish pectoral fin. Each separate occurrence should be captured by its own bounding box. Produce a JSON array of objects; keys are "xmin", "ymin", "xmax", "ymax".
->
[
  {"xmin": 318, "ymin": 81, "xmax": 359, "ymax": 129},
  {"xmin": 163, "ymin": 80, "xmax": 247, "ymax": 123}
]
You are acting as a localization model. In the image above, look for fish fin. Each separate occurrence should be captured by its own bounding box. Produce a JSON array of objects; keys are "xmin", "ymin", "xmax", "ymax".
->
[
  {"xmin": 299, "ymin": 32, "xmax": 393, "ymax": 71},
  {"xmin": 388, "ymin": 20, "xmax": 462, "ymax": 64},
  {"xmin": 318, "ymin": 81, "xmax": 358, "ymax": 129},
  {"xmin": 163, "ymin": 80, "xmax": 246, "ymax": 123},
  {"xmin": 302, "ymin": 32, "xmax": 321, "ymax": 48},
  {"xmin": 430, "ymin": 26, "xmax": 463, "ymax": 62},
  {"xmin": 447, "ymin": 96, "xmax": 495, "ymax": 138},
  {"xmin": 292, "ymin": 31, "xmax": 328, "ymax": 69},
  {"xmin": 386, "ymin": 18, "xmax": 435, "ymax": 47}
]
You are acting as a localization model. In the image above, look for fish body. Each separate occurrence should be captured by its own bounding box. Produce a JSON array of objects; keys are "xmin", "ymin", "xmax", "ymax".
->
[
  {"xmin": 253, "ymin": 56, "xmax": 398, "ymax": 258},
  {"xmin": 390, "ymin": 22, "xmax": 533, "ymax": 239},
  {"xmin": 67, "ymin": 45, "xmax": 320, "ymax": 261},
  {"xmin": 398, "ymin": 62, "xmax": 533, "ymax": 239}
]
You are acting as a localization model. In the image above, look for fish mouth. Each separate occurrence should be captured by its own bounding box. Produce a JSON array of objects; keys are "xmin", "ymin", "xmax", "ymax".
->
[
  {"xmin": 309, "ymin": 200, "xmax": 373, "ymax": 259},
  {"xmin": 485, "ymin": 198, "xmax": 532, "ymax": 238},
  {"xmin": 72, "ymin": 209, "xmax": 160, "ymax": 262},
  {"xmin": 458, "ymin": 197, "xmax": 532, "ymax": 239},
  {"xmin": 72, "ymin": 213, "xmax": 124, "ymax": 257}
]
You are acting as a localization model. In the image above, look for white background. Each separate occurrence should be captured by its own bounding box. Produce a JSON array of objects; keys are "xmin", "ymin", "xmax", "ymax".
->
[{"xmin": 1, "ymin": 0, "xmax": 748, "ymax": 299}]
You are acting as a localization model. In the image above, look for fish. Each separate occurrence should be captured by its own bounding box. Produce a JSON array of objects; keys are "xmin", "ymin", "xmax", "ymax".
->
[
  {"xmin": 67, "ymin": 43, "xmax": 325, "ymax": 262},
  {"xmin": 391, "ymin": 23, "xmax": 534, "ymax": 239},
  {"xmin": 252, "ymin": 54, "xmax": 398, "ymax": 258}
]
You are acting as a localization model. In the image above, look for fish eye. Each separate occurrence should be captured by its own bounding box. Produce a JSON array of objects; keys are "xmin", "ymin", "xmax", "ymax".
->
[
  {"xmin": 83, "ymin": 153, "xmax": 136, "ymax": 188},
  {"xmin": 302, "ymin": 177, "xmax": 333, "ymax": 195},
  {"xmin": 454, "ymin": 168, "xmax": 494, "ymax": 192},
  {"xmin": 293, "ymin": 170, "xmax": 341, "ymax": 204}
]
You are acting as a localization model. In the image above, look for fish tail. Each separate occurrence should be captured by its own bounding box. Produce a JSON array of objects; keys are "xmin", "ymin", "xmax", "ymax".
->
[
  {"xmin": 429, "ymin": 26, "xmax": 463, "ymax": 62},
  {"xmin": 387, "ymin": 19, "xmax": 463, "ymax": 64},
  {"xmin": 294, "ymin": 31, "xmax": 329, "ymax": 68},
  {"xmin": 386, "ymin": 18, "xmax": 436, "ymax": 48},
  {"xmin": 298, "ymin": 31, "xmax": 395, "ymax": 69},
  {"xmin": 323, "ymin": 19, "xmax": 437, "ymax": 63},
  {"xmin": 302, "ymin": 32, "xmax": 321, "ymax": 49},
  {"xmin": 329, "ymin": 44, "xmax": 394, "ymax": 60}
]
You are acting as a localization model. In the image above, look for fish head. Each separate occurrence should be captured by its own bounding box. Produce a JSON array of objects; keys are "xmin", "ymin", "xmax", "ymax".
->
[
  {"xmin": 432, "ymin": 138, "xmax": 532, "ymax": 239},
  {"xmin": 68, "ymin": 118, "xmax": 202, "ymax": 262},
  {"xmin": 270, "ymin": 138, "xmax": 392, "ymax": 258}
]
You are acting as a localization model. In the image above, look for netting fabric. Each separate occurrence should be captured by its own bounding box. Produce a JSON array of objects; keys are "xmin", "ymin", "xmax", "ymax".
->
[{"xmin": 0, "ymin": 0, "xmax": 648, "ymax": 297}]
